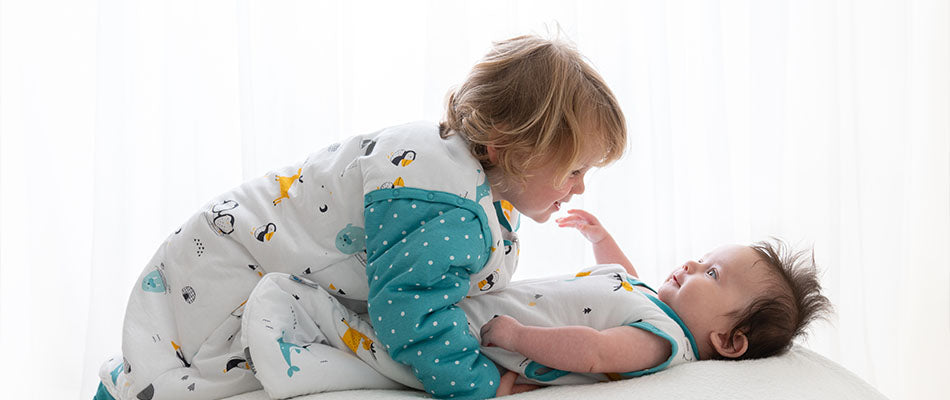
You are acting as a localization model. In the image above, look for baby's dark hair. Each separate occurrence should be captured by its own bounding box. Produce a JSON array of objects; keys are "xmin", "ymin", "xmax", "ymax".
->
[{"xmin": 722, "ymin": 238, "xmax": 833, "ymax": 360}]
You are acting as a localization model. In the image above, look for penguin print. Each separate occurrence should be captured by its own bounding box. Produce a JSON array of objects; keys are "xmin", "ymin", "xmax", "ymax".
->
[
  {"xmin": 171, "ymin": 340, "xmax": 190, "ymax": 367},
  {"xmin": 528, "ymin": 293, "xmax": 542, "ymax": 307},
  {"xmin": 223, "ymin": 357, "xmax": 250, "ymax": 373},
  {"xmin": 251, "ymin": 222, "xmax": 277, "ymax": 242},
  {"xmin": 247, "ymin": 264, "xmax": 264, "ymax": 277},
  {"xmin": 360, "ymin": 139, "xmax": 377, "ymax": 156},
  {"xmin": 377, "ymin": 177, "xmax": 405, "ymax": 190},
  {"xmin": 389, "ymin": 149, "xmax": 416, "ymax": 167},
  {"xmin": 273, "ymin": 168, "xmax": 303, "ymax": 206},
  {"xmin": 208, "ymin": 199, "xmax": 239, "ymax": 235},
  {"xmin": 477, "ymin": 269, "xmax": 500, "ymax": 292}
]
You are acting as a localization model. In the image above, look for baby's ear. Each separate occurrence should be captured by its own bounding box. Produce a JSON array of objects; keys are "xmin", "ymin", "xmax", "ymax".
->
[{"xmin": 709, "ymin": 330, "xmax": 748, "ymax": 359}]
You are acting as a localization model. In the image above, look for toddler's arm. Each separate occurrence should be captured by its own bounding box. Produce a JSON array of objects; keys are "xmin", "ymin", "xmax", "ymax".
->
[
  {"xmin": 556, "ymin": 209, "xmax": 638, "ymax": 278},
  {"xmin": 480, "ymin": 315, "xmax": 669, "ymax": 375}
]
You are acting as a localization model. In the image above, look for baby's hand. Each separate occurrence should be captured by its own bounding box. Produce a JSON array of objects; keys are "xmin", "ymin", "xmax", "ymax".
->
[
  {"xmin": 480, "ymin": 315, "xmax": 523, "ymax": 352},
  {"xmin": 556, "ymin": 209, "xmax": 608, "ymax": 244}
]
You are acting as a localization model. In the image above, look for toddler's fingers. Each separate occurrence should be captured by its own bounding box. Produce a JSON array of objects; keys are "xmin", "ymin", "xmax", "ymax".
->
[{"xmin": 557, "ymin": 221, "xmax": 586, "ymax": 230}]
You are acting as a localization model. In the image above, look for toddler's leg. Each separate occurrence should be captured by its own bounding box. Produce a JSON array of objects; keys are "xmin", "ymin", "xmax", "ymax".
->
[
  {"xmin": 242, "ymin": 273, "xmax": 422, "ymax": 399},
  {"xmin": 115, "ymin": 214, "xmax": 265, "ymax": 400}
]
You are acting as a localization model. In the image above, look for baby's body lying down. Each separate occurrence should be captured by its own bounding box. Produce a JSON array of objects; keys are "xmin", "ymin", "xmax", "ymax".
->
[
  {"xmin": 222, "ymin": 209, "xmax": 829, "ymax": 398},
  {"xmin": 235, "ymin": 262, "xmax": 691, "ymax": 398}
]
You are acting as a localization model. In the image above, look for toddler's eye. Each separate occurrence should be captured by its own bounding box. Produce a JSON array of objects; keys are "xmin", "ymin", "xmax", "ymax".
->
[
  {"xmin": 571, "ymin": 169, "xmax": 582, "ymax": 177},
  {"xmin": 705, "ymin": 269, "xmax": 719, "ymax": 279}
]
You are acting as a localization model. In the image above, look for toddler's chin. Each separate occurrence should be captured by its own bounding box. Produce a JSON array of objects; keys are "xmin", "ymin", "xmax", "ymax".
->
[{"xmin": 526, "ymin": 210, "xmax": 553, "ymax": 223}]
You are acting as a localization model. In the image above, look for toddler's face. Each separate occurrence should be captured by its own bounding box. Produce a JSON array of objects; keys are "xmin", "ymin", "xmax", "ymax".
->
[
  {"xmin": 493, "ymin": 156, "xmax": 593, "ymax": 223},
  {"xmin": 657, "ymin": 245, "xmax": 771, "ymax": 340}
]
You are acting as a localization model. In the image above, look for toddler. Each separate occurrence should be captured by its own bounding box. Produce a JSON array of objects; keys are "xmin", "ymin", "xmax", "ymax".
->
[{"xmin": 97, "ymin": 35, "xmax": 626, "ymax": 400}]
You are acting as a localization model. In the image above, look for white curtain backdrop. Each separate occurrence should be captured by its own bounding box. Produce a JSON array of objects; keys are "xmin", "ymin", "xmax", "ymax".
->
[{"xmin": 1, "ymin": 1, "xmax": 947, "ymax": 399}]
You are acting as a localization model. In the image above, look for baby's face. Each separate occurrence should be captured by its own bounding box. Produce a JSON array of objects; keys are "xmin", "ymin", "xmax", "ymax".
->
[{"xmin": 657, "ymin": 245, "xmax": 771, "ymax": 341}]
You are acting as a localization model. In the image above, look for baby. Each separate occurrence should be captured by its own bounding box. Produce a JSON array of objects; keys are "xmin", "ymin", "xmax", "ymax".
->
[
  {"xmin": 480, "ymin": 209, "xmax": 833, "ymax": 395},
  {"xmin": 234, "ymin": 208, "xmax": 832, "ymax": 398}
]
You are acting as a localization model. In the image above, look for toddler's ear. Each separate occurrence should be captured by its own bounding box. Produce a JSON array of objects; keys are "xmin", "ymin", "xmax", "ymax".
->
[
  {"xmin": 485, "ymin": 145, "xmax": 499, "ymax": 164},
  {"xmin": 709, "ymin": 330, "xmax": 748, "ymax": 359}
]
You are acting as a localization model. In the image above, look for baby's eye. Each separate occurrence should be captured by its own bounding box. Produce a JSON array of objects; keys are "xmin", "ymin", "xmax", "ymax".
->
[
  {"xmin": 705, "ymin": 269, "xmax": 719, "ymax": 279},
  {"xmin": 570, "ymin": 169, "xmax": 582, "ymax": 177}
]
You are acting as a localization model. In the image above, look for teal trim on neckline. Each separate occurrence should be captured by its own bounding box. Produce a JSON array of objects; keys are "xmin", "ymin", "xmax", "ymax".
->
[
  {"xmin": 644, "ymin": 295, "xmax": 701, "ymax": 361},
  {"xmin": 626, "ymin": 276, "xmax": 658, "ymax": 294}
]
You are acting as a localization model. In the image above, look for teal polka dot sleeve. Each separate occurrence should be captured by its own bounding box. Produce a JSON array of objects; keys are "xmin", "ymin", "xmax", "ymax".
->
[{"xmin": 363, "ymin": 188, "xmax": 500, "ymax": 399}]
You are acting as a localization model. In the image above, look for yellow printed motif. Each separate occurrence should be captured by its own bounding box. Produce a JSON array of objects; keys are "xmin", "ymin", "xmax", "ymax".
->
[
  {"xmin": 377, "ymin": 176, "xmax": 406, "ymax": 190},
  {"xmin": 340, "ymin": 318, "xmax": 374, "ymax": 354},
  {"xmin": 612, "ymin": 273, "xmax": 633, "ymax": 292},
  {"xmin": 389, "ymin": 149, "xmax": 416, "ymax": 167},
  {"xmin": 477, "ymin": 269, "xmax": 501, "ymax": 292},
  {"xmin": 171, "ymin": 340, "xmax": 190, "ymax": 367},
  {"xmin": 499, "ymin": 200, "xmax": 514, "ymax": 223},
  {"xmin": 273, "ymin": 168, "xmax": 303, "ymax": 205}
]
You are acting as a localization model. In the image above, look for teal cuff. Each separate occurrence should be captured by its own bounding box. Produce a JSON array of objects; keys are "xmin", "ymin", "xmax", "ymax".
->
[{"xmin": 94, "ymin": 383, "xmax": 116, "ymax": 400}]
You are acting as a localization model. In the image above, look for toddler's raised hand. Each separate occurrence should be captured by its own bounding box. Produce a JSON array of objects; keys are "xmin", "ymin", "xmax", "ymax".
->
[{"xmin": 556, "ymin": 209, "xmax": 608, "ymax": 244}]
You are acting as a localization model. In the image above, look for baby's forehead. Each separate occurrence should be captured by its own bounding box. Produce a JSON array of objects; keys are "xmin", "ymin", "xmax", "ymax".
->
[{"xmin": 705, "ymin": 244, "xmax": 756, "ymax": 263}]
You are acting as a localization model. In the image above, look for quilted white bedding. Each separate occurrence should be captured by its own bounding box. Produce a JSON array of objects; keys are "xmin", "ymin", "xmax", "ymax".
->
[{"xmin": 222, "ymin": 344, "xmax": 886, "ymax": 400}]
